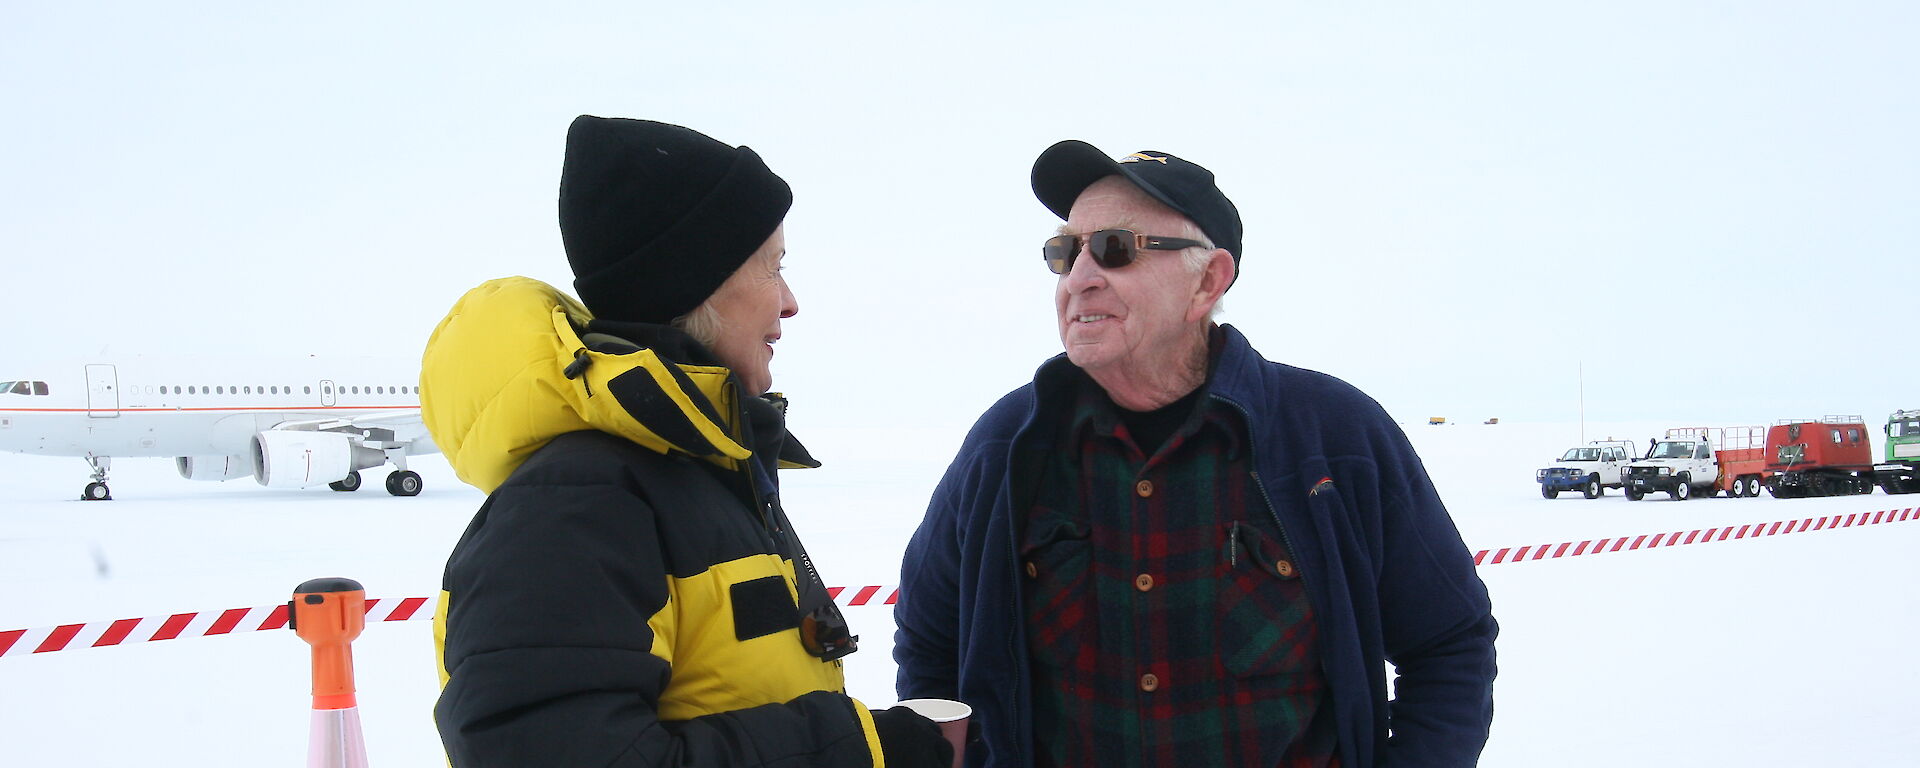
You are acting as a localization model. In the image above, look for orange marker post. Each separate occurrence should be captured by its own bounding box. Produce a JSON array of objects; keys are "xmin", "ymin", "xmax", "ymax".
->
[{"xmin": 292, "ymin": 577, "xmax": 370, "ymax": 768}]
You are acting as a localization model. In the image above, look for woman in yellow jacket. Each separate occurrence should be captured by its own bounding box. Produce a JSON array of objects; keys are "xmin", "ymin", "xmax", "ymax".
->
[{"xmin": 424, "ymin": 116, "xmax": 949, "ymax": 768}]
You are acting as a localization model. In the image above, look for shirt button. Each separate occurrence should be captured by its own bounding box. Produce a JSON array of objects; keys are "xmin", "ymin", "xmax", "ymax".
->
[
  {"xmin": 1139, "ymin": 673, "xmax": 1160, "ymax": 692},
  {"xmin": 1135, "ymin": 479, "xmax": 1154, "ymax": 497},
  {"xmin": 1275, "ymin": 560, "xmax": 1295, "ymax": 578},
  {"xmin": 1025, "ymin": 561, "xmax": 1038, "ymax": 579},
  {"xmin": 1134, "ymin": 573, "xmax": 1154, "ymax": 592}
]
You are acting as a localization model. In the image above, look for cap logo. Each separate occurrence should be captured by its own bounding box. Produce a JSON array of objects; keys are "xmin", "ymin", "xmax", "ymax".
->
[{"xmin": 1119, "ymin": 152, "xmax": 1169, "ymax": 165}]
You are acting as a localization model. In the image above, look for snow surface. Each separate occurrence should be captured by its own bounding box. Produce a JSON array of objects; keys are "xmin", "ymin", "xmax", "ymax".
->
[{"xmin": 3, "ymin": 420, "xmax": 1916, "ymax": 766}]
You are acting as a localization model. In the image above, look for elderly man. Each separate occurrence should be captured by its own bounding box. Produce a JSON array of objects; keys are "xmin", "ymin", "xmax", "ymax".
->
[{"xmin": 894, "ymin": 141, "xmax": 1497, "ymax": 768}]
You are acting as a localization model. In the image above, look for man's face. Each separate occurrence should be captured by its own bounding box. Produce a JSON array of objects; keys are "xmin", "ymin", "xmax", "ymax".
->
[
  {"xmin": 704, "ymin": 225, "xmax": 796, "ymax": 396},
  {"xmin": 1055, "ymin": 176, "xmax": 1210, "ymax": 376}
]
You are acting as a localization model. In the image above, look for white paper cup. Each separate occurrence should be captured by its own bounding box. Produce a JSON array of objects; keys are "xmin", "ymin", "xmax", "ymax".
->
[{"xmin": 896, "ymin": 698, "xmax": 971, "ymax": 768}]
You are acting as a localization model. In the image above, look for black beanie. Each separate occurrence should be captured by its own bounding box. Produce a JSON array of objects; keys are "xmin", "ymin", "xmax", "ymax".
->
[{"xmin": 559, "ymin": 116, "xmax": 793, "ymax": 324}]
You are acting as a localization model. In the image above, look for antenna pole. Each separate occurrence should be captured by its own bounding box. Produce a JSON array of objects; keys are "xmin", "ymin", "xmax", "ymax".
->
[{"xmin": 1579, "ymin": 361, "xmax": 1586, "ymax": 444}]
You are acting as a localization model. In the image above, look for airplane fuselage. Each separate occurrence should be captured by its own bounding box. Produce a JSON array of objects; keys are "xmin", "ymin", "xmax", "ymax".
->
[{"xmin": 0, "ymin": 358, "xmax": 433, "ymax": 498}]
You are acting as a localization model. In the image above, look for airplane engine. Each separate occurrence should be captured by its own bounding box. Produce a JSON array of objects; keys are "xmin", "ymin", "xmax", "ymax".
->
[
  {"xmin": 176, "ymin": 455, "xmax": 253, "ymax": 482},
  {"xmin": 251, "ymin": 430, "xmax": 385, "ymax": 489}
]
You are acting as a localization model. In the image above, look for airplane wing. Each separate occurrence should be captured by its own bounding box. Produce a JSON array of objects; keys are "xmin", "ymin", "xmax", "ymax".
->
[{"xmin": 269, "ymin": 410, "xmax": 438, "ymax": 455}]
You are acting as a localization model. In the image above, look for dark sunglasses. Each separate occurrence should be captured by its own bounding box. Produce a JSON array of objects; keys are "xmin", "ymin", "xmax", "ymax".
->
[
  {"xmin": 800, "ymin": 602, "xmax": 858, "ymax": 661},
  {"xmin": 1042, "ymin": 229, "xmax": 1211, "ymax": 275}
]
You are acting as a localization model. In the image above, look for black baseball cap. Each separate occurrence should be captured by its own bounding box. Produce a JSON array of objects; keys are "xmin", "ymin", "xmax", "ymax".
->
[{"xmin": 1030, "ymin": 140, "xmax": 1244, "ymax": 274}]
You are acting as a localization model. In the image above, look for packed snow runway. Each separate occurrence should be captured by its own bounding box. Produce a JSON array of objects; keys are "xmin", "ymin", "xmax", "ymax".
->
[{"xmin": 3, "ymin": 420, "xmax": 1915, "ymax": 766}]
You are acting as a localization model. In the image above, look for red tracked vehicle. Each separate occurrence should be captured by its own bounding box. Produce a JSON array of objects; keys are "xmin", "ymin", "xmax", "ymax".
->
[{"xmin": 1765, "ymin": 416, "xmax": 1878, "ymax": 498}]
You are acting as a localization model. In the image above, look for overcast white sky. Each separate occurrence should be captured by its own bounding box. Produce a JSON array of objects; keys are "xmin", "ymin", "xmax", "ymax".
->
[{"xmin": 4, "ymin": 1, "xmax": 1915, "ymax": 435}]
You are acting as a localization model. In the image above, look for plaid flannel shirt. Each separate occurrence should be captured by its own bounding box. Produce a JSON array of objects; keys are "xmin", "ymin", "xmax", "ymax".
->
[{"xmin": 1019, "ymin": 374, "xmax": 1338, "ymax": 768}]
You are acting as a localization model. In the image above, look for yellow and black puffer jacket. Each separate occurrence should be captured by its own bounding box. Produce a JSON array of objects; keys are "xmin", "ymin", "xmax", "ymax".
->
[{"xmin": 422, "ymin": 277, "xmax": 886, "ymax": 767}]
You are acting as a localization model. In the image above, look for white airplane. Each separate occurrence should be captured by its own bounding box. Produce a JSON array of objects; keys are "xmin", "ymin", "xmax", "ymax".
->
[{"xmin": 0, "ymin": 357, "xmax": 436, "ymax": 500}]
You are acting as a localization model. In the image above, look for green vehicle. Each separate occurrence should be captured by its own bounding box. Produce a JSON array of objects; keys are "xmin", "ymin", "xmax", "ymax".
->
[{"xmin": 1877, "ymin": 408, "xmax": 1920, "ymax": 494}]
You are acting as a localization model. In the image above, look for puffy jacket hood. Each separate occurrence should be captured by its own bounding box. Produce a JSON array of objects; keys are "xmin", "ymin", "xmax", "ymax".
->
[{"xmin": 420, "ymin": 276, "xmax": 812, "ymax": 493}]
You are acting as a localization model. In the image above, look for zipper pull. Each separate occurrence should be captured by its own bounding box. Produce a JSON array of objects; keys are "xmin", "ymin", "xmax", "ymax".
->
[
  {"xmin": 563, "ymin": 348, "xmax": 594, "ymax": 397},
  {"xmin": 1229, "ymin": 521, "xmax": 1240, "ymax": 568}
]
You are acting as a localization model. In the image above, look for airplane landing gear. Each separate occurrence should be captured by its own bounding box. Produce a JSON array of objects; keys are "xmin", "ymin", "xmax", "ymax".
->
[
  {"xmin": 81, "ymin": 455, "xmax": 113, "ymax": 501},
  {"xmin": 329, "ymin": 470, "xmax": 363, "ymax": 492},
  {"xmin": 385, "ymin": 470, "xmax": 422, "ymax": 497}
]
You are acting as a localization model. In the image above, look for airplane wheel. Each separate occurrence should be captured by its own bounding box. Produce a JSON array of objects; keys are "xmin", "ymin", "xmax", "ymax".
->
[
  {"xmin": 329, "ymin": 470, "xmax": 362, "ymax": 492},
  {"xmin": 82, "ymin": 482, "xmax": 112, "ymax": 501},
  {"xmin": 385, "ymin": 471, "xmax": 422, "ymax": 497}
]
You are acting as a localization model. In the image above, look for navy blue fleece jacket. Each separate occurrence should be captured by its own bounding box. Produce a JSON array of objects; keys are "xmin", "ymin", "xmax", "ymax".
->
[{"xmin": 894, "ymin": 325, "xmax": 1496, "ymax": 767}]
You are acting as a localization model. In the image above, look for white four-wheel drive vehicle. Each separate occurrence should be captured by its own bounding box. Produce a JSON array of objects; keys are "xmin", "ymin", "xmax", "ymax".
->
[
  {"xmin": 1536, "ymin": 440, "xmax": 1637, "ymax": 499},
  {"xmin": 1623, "ymin": 433, "xmax": 1719, "ymax": 501}
]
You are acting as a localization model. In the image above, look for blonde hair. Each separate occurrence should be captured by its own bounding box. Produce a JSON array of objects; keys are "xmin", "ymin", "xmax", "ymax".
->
[
  {"xmin": 671, "ymin": 301, "xmax": 726, "ymax": 348},
  {"xmin": 669, "ymin": 236, "xmax": 784, "ymax": 348}
]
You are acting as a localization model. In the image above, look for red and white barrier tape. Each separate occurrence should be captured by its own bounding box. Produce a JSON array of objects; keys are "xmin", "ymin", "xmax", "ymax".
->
[
  {"xmin": 1, "ymin": 596, "xmax": 433, "ymax": 660},
  {"xmin": 1, "ymin": 587, "xmax": 901, "ymax": 660},
  {"xmin": 9, "ymin": 506, "xmax": 1913, "ymax": 659},
  {"xmin": 1472, "ymin": 506, "xmax": 1918, "ymax": 566}
]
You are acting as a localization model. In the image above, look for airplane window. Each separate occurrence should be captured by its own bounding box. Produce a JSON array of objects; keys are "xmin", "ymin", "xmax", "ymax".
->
[
  {"xmin": 350, "ymin": 386, "xmax": 358, "ymax": 394},
  {"xmin": 189, "ymin": 387, "xmax": 197, "ymax": 394},
  {"xmin": 216, "ymin": 386, "xmax": 224, "ymax": 394},
  {"xmin": 9, "ymin": 381, "xmax": 28, "ymax": 394},
  {"xmin": 173, "ymin": 386, "xmax": 181, "ymax": 394},
  {"xmin": 305, "ymin": 386, "xmax": 312, "ymax": 394},
  {"xmin": 33, "ymin": 381, "xmax": 48, "ymax": 395}
]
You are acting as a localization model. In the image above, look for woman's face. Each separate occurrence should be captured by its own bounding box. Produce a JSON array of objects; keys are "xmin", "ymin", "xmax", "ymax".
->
[{"xmin": 704, "ymin": 225, "xmax": 797, "ymax": 395}]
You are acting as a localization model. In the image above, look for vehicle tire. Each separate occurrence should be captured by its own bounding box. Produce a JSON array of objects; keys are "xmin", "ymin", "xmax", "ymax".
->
[
  {"xmin": 1542, "ymin": 485, "xmax": 1558, "ymax": 500},
  {"xmin": 1672, "ymin": 474, "xmax": 1691, "ymax": 501},
  {"xmin": 1743, "ymin": 476, "xmax": 1761, "ymax": 498},
  {"xmin": 385, "ymin": 470, "xmax": 423, "ymax": 497},
  {"xmin": 82, "ymin": 482, "xmax": 111, "ymax": 501},
  {"xmin": 1728, "ymin": 478, "xmax": 1745, "ymax": 498},
  {"xmin": 1583, "ymin": 476, "xmax": 1601, "ymax": 499},
  {"xmin": 1626, "ymin": 487, "xmax": 1644, "ymax": 501},
  {"xmin": 329, "ymin": 470, "xmax": 362, "ymax": 492}
]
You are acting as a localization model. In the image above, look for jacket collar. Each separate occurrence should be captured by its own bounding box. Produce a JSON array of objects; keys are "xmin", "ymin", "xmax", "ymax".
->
[
  {"xmin": 419, "ymin": 277, "xmax": 816, "ymax": 495},
  {"xmin": 1030, "ymin": 323, "xmax": 1258, "ymax": 417}
]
